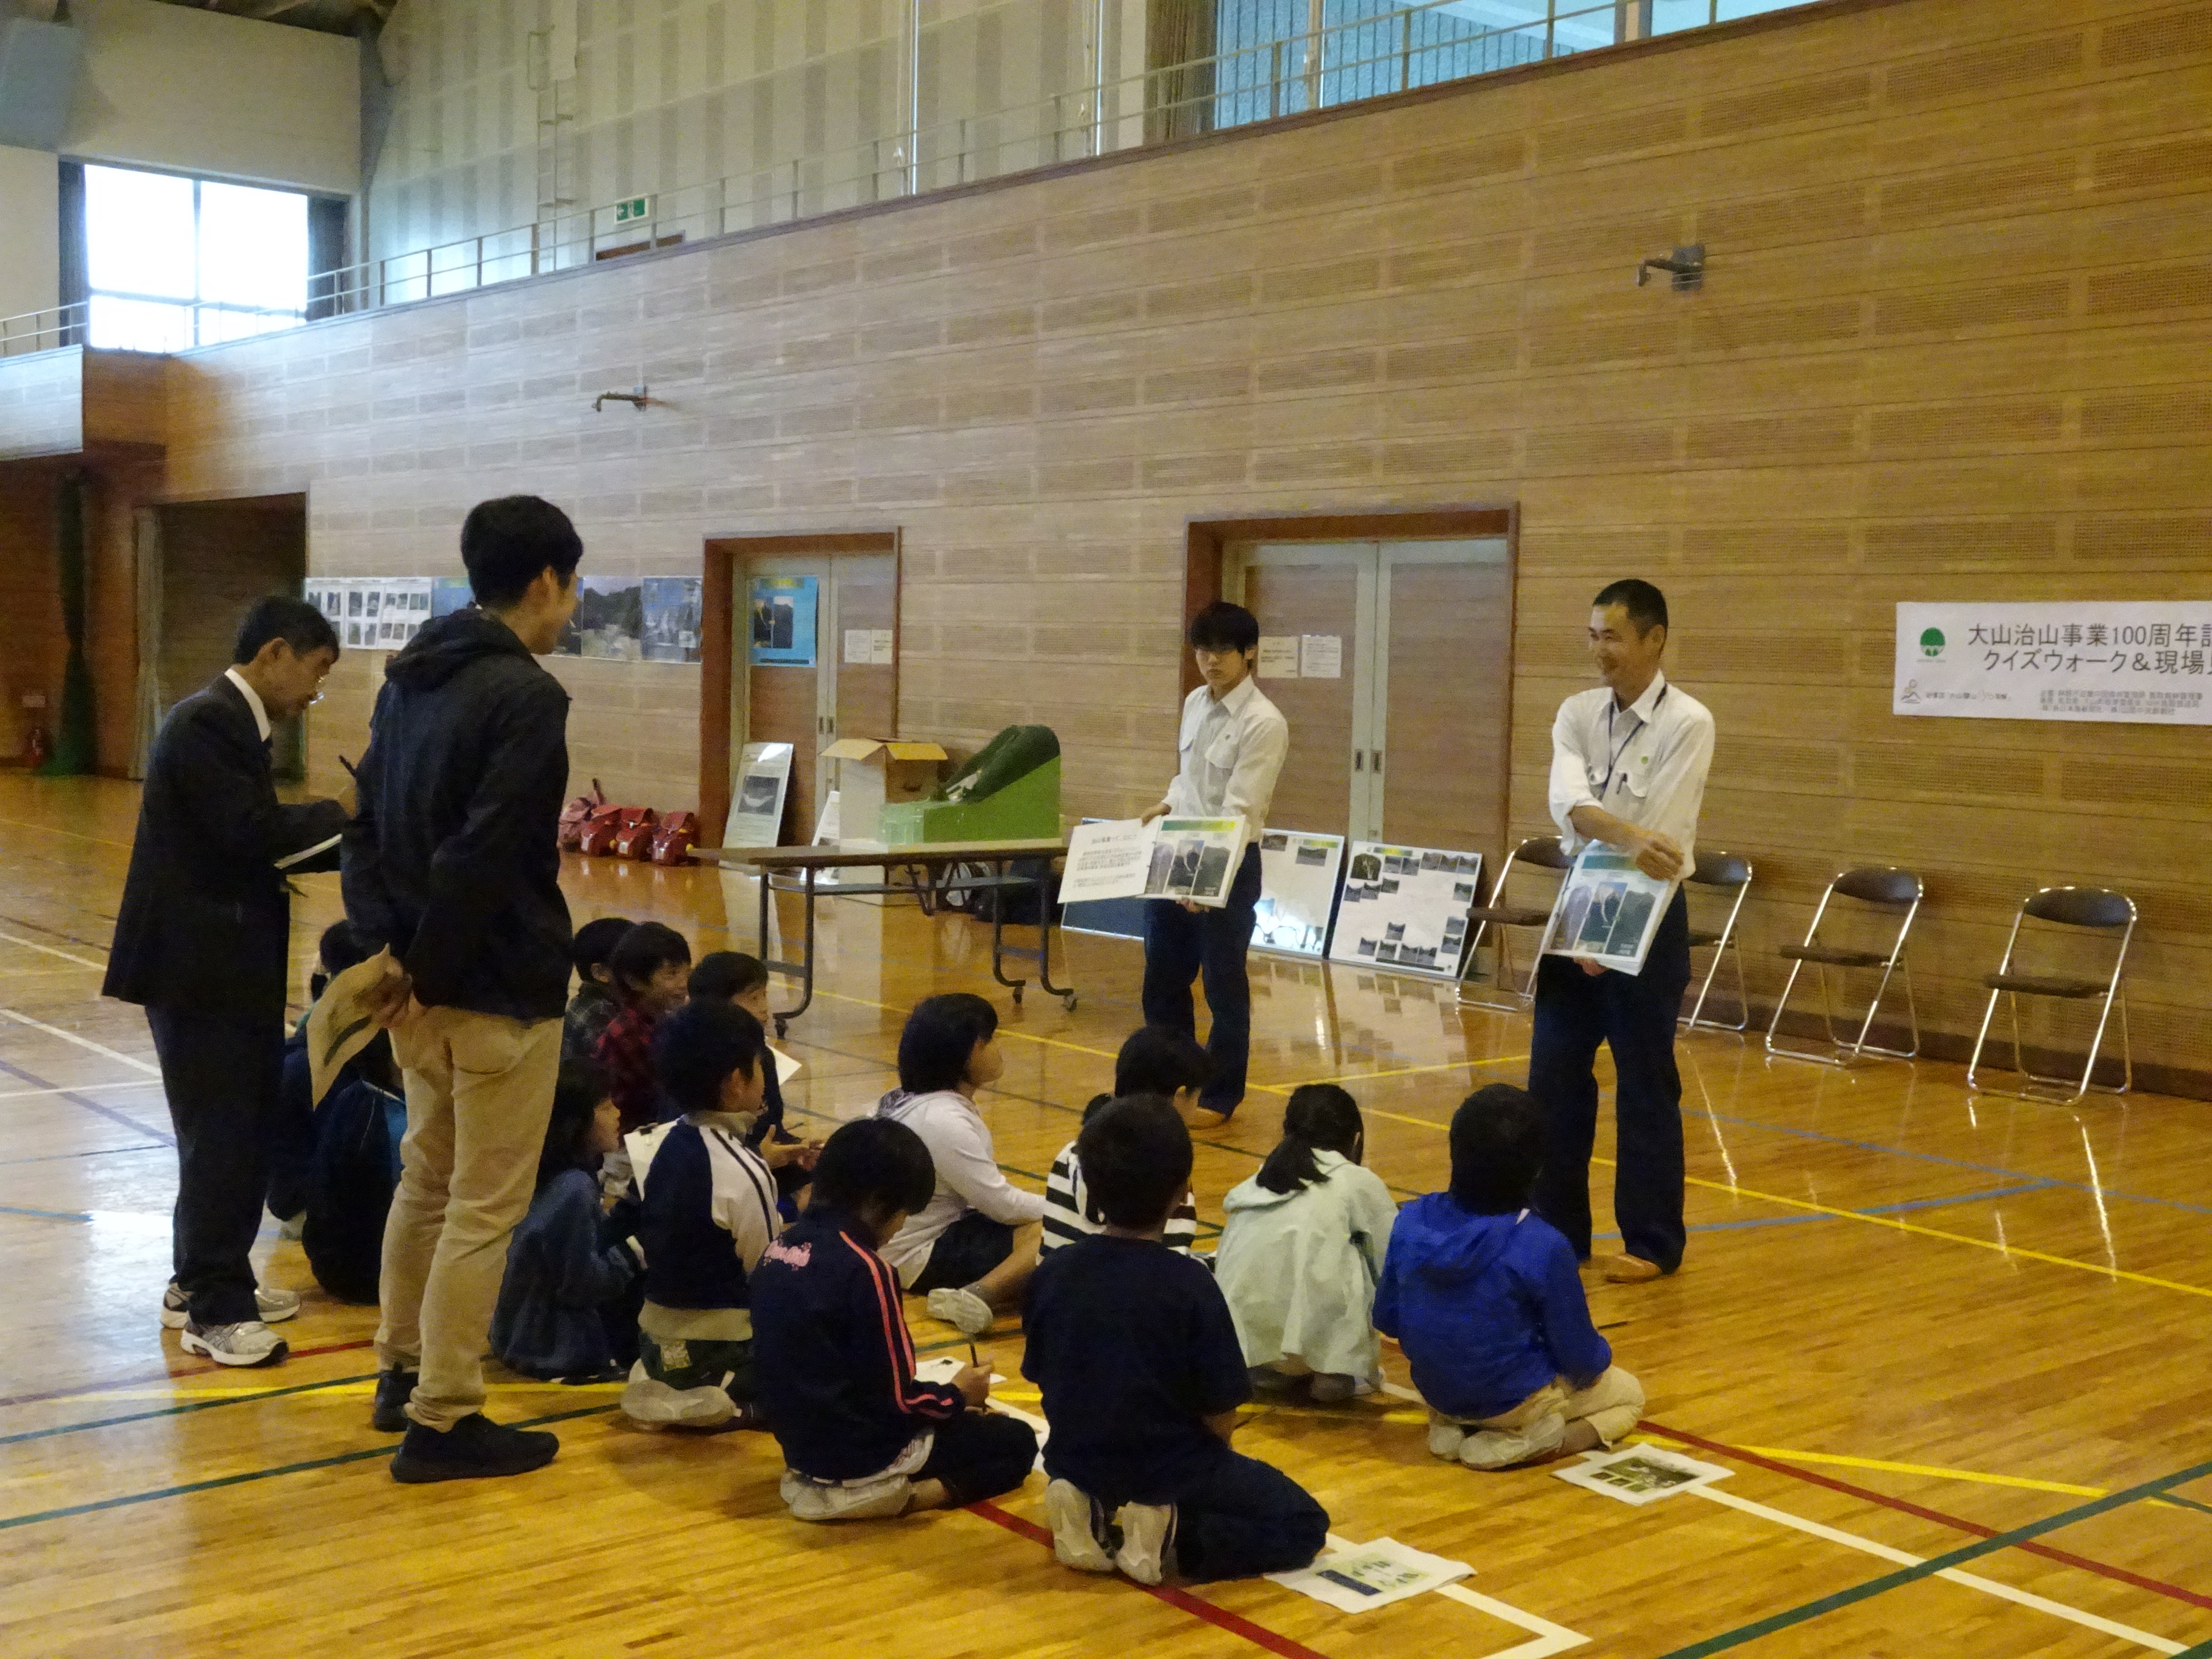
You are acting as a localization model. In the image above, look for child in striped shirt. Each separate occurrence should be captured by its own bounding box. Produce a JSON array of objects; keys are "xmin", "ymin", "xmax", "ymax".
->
[{"xmin": 1043, "ymin": 1027, "xmax": 1210, "ymax": 1257}]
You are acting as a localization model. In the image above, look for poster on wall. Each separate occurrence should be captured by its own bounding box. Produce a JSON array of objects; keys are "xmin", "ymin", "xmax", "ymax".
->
[
  {"xmin": 642, "ymin": 576, "xmax": 704, "ymax": 663},
  {"xmin": 376, "ymin": 578, "xmax": 433, "ymax": 651},
  {"xmin": 750, "ymin": 576, "xmax": 819, "ymax": 666},
  {"xmin": 1251, "ymin": 830, "xmax": 1345, "ymax": 959},
  {"xmin": 724, "ymin": 741, "xmax": 795, "ymax": 848},
  {"xmin": 1895, "ymin": 601, "xmax": 2212, "ymax": 726},
  {"xmin": 559, "ymin": 576, "xmax": 646, "ymax": 658},
  {"xmin": 1326, "ymin": 842, "xmax": 1484, "ymax": 978}
]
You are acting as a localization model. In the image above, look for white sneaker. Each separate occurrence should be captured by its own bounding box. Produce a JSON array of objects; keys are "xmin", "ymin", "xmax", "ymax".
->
[
  {"xmin": 925, "ymin": 1285, "xmax": 995, "ymax": 1337},
  {"xmin": 1426, "ymin": 1419, "xmax": 1467, "ymax": 1460},
  {"xmin": 1045, "ymin": 1479, "xmax": 1115, "ymax": 1572},
  {"xmin": 178, "ymin": 1319, "xmax": 288, "ymax": 1367},
  {"xmin": 621, "ymin": 1363, "xmax": 738, "ymax": 1429},
  {"xmin": 1112, "ymin": 1501, "xmax": 1176, "ymax": 1585},
  {"xmin": 781, "ymin": 1469, "xmax": 914, "ymax": 1523},
  {"xmin": 162, "ymin": 1282, "xmax": 300, "ymax": 1329},
  {"xmin": 274, "ymin": 1211, "xmax": 305, "ymax": 1242}
]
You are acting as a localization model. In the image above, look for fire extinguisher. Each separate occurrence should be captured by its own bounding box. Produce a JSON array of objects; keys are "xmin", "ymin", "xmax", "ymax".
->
[{"xmin": 25, "ymin": 723, "xmax": 52, "ymax": 769}]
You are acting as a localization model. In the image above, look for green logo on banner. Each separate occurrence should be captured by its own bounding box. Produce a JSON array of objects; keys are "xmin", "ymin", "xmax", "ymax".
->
[{"xmin": 1919, "ymin": 628, "xmax": 1945, "ymax": 658}]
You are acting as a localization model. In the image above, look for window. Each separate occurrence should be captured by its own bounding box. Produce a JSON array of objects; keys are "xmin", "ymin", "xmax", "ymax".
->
[{"xmin": 84, "ymin": 164, "xmax": 309, "ymax": 352}]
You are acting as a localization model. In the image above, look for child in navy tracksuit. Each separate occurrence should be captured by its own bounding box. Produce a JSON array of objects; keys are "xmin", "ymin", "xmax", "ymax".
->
[
  {"xmin": 688, "ymin": 951, "xmax": 808, "ymax": 1214},
  {"xmin": 491, "ymin": 1059, "xmax": 640, "ymax": 1380},
  {"xmin": 1374, "ymin": 1084, "xmax": 1645, "ymax": 1471},
  {"xmin": 619, "ymin": 998, "xmax": 816, "ymax": 1430},
  {"xmin": 751, "ymin": 1117, "xmax": 1038, "ymax": 1521}
]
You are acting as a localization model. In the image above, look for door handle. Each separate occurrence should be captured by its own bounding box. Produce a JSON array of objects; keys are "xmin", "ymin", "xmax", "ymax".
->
[
  {"xmin": 1372, "ymin": 749, "xmax": 1383, "ymax": 775},
  {"xmin": 1353, "ymin": 750, "xmax": 1363, "ymax": 772}
]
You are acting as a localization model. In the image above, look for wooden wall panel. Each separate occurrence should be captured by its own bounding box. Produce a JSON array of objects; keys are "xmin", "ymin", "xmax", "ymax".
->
[{"xmin": 148, "ymin": 0, "xmax": 2212, "ymax": 1088}]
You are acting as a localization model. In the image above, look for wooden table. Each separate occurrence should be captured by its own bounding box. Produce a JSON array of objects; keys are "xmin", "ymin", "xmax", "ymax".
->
[{"xmin": 695, "ymin": 837, "xmax": 1075, "ymax": 1033}]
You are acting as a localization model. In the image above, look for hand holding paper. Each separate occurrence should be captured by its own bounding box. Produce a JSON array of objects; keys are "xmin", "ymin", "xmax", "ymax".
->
[{"xmin": 1060, "ymin": 816, "xmax": 1248, "ymax": 909}]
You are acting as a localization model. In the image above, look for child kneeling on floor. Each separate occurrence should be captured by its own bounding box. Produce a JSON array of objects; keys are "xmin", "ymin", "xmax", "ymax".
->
[
  {"xmin": 1374, "ymin": 1084, "xmax": 1645, "ymax": 1471},
  {"xmin": 751, "ymin": 1116, "xmax": 1038, "ymax": 1521},
  {"xmin": 1025, "ymin": 1095, "xmax": 1329, "ymax": 1585},
  {"xmin": 491, "ymin": 1059, "xmax": 641, "ymax": 1380},
  {"xmin": 621, "ymin": 998, "xmax": 815, "ymax": 1429},
  {"xmin": 1214, "ymin": 1083, "xmax": 1398, "ymax": 1403}
]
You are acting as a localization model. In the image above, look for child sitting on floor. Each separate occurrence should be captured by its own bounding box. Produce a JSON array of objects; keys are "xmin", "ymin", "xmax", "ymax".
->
[
  {"xmin": 876, "ymin": 993, "xmax": 1045, "ymax": 1338},
  {"xmin": 1024, "ymin": 1096, "xmax": 1329, "ymax": 1586},
  {"xmin": 1374, "ymin": 1083, "xmax": 1645, "ymax": 1471},
  {"xmin": 1043, "ymin": 1026, "xmax": 1209, "ymax": 1257},
  {"xmin": 620, "ymin": 999, "xmax": 816, "ymax": 1429},
  {"xmin": 594, "ymin": 921, "xmax": 693, "ymax": 1133},
  {"xmin": 689, "ymin": 951, "xmax": 807, "ymax": 1209},
  {"xmin": 490, "ymin": 1060, "xmax": 641, "ymax": 1381},
  {"xmin": 751, "ymin": 1116, "xmax": 1038, "ymax": 1522},
  {"xmin": 1214, "ymin": 1083, "xmax": 1398, "ymax": 1403},
  {"xmin": 563, "ymin": 916, "xmax": 635, "ymax": 1062}
]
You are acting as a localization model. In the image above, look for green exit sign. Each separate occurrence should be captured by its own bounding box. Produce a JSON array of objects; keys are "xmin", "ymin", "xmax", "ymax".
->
[{"xmin": 614, "ymin": 196, "xmax": 652, "ymax": 223}]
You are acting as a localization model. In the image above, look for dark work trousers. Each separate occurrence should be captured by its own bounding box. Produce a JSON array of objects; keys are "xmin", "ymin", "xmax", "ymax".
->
[
  {"xmin": 913, "ymin": 1410, "xmax": 1040, "ymax": 1505},
  {"xmin": 145, "ymin": 1006, "xmax": 285, "ymax": 1326},
  {"xmin": 1149, "ymin": 1447, "xmax": 1329, "ymax": 1582},
  {"xmin": 1528, "ymin": 889, "xmax": 1692, "ymax": 1274},
  {"xmin": 1140, "ymin": 846, "xmax": 1262, "ymax": 1115}
]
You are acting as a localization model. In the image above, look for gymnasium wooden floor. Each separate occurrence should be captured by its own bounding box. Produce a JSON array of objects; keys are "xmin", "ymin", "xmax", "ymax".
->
[{"xmin": 1, "ymin": 773, "xmax": 2207, "ymax": 1659}]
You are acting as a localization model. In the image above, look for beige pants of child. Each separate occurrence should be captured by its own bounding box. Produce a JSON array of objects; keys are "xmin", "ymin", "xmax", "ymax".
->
[
  {"xmin": 375, "ymin": 1006, "xmax": 562, "ymax": 1430},
  {"xmin": 1438, "ymin": 1366, "xmax": 1645, "ymax": 1470}
]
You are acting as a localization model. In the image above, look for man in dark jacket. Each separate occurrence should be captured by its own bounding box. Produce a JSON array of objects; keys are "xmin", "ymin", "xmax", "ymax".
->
[
  {"xmin": 342, "ymin": 495, "xmax": 581, "ymax": 1483},
  {"xmin": 106, "ymin": 596, "xmax": 346, "ymax": 1367}
]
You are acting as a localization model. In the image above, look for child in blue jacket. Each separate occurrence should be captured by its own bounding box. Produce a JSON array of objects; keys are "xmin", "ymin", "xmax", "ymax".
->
[
  {"xmin": 751, "ymin": 1116, "xmax": 1036, "ymax": 1521},
  {"xmin": 1374, "ymin": 1084, "xmax": 1645, "ymax": 1470}
]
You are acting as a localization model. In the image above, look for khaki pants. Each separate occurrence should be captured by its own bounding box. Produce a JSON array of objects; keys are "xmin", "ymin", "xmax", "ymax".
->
[
  {"xmin": 1439, "ymin": 1366, "xmax": 1645, "ymax": 1470},
  {"xmin": 376, "ymin": 1007, "xmax": 562, "ymax": 1431}
]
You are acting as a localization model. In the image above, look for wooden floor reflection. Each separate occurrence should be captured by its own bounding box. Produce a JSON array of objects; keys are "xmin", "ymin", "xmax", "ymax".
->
[{"xmin": 2, "ymin": 777, "xmax": 2207, "ymax": 1658}]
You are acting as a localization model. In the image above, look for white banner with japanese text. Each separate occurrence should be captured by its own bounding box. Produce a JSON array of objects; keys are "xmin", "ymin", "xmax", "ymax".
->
[{"xmin": 1894, "ymin": 602, "xmax": 2212, "ymax": 725}]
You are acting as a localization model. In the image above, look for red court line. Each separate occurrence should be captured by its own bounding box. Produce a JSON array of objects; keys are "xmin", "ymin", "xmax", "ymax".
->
[
  {"xmin": 0, "ymin": 1339, "xmax": 375, "ymax": 1411},
  {"xmin": 1645, "ymin": 1418, "xmax": 2212, "ymax": 1613},
  {"xmin": 968, "ymin": 1499, "xmax": 1333, "ymax": 1659}
]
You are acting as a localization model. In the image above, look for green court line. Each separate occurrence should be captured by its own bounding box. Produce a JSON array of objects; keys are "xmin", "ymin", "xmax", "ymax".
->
[
  {"xmin": 0, "ymin": 1372, "xmax": 379, "ymax": 1447},
  {"xmin": 2156, "ymin": 1492, "xmax": 2212, "ymax": 1519},
  {"xmin": 0, "ymin": 1402, "xmax": 616, "ymax": 1532},
  {"xmin": 1658, "ymin": 1455, "xmax": 2212, "ymax": 1659},
  {"xmin": 2171, "ymin": 1640, "xmax": 2212, "ymax": 1659}
]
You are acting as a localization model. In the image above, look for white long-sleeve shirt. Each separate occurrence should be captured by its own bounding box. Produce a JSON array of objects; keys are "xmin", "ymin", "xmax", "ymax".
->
[
  {"xmin": 874, "ymin": 1087, "xmax": 1046, "ymax": 1287},
  {"xmin": 1547, "ymin": 670, "xmax": 1715, "ymax": 879},
  {"xmin": 1163, "ymin": 675, "xmax": 1289, "ymax": 835}
]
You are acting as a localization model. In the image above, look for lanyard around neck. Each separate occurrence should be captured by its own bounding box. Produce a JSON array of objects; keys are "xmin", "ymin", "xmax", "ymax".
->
[{"xmin": 1600, "ymin": 685, "xmax": 1666, "ymax": 800}]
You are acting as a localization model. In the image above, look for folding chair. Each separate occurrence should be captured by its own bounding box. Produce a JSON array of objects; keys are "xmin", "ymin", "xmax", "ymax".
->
[
  {"xmin": 1456, "ymin": 835, "xmax": 1573, "ymax": 1013},
  {"xmin": 1765, "ymin": 866, "xmax": 1921, "ymax": 1066},
  {"xmin": 1967, "ymin": 886, "xmax": 2135, "ymax": 1104},
  {"xmin": 1678, "ymin": 852, "xmax": 1753, "ymax": 1033}
]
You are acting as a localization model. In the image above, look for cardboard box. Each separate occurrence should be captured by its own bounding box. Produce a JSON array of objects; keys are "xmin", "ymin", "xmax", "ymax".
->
[{"xmin": 820, "ymin": 738, "xmax": 947, "ymax": 841}]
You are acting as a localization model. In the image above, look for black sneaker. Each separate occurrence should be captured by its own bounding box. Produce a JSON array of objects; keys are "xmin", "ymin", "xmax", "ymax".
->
[
  {"xmin": 371, "ymin": 1366, "xmax": 418, "ymax": 1434},
  {"xmin": 390, "ymin": 1414, "xmax": 559, "ymax": 1484}
]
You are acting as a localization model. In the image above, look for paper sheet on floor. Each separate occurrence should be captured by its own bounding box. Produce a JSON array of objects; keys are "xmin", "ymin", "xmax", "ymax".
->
[
  {"xmin": 1552, "ymin": 1445, "xmax": 1731, "ymax": 1505},
  {"xmin": 1267, "ymin": 1537, "xmax": 1472, "ymax": 1613}
]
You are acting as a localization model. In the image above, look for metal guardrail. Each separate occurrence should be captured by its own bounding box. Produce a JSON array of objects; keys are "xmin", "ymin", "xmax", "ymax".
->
[{"xmin": 0, "ymin": 0, "xmax": 1783, "ymax": 359}]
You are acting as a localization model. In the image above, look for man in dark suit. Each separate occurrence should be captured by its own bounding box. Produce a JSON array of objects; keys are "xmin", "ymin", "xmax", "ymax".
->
[{"xmin": 106, "ymin": 597, "xmax": 347, "ymax": 1367}]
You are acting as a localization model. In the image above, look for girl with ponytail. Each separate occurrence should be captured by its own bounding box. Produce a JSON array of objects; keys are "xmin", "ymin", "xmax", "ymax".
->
[{"xmin": 1212, "ymin": 1084, "xmax": 1400, "ymax": 1401}]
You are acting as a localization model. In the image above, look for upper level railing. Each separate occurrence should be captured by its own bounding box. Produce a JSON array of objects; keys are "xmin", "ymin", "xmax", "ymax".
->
[{"xmin": 0, "ymin": 0, "xmax": 1800, "ymax": 359}]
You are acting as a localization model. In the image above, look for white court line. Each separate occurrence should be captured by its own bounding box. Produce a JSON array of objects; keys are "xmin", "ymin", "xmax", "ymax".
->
[
  {"xmin": 0, "ymin": 1080, "xmax": 164, "ymax": 1101},
  {"xmin": 0, "ymin": 1008, "xmax": 163, "ymax": 1077},
  {"xmin": 1692, "ymin": 1485, "xmax": 2185, "ymax": 1654},
  {"xmin": 1323, "ymin": 1531, "xmax": 1589, "ymax": 1659},
  {"xmin": 0, "ymin": 929, "xmax": 108, "ymax": 971}
]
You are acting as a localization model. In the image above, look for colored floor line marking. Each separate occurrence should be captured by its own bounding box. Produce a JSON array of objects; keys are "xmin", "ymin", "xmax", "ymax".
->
[
  {"xmin": 0, "ymin": 1202, "xmax": 92, "ymax": 1223},
  {"xmin": 967, "ymin": 1498, "xmax": 1333, "ymax": 1659},
  {"xmin": 0, "ymin": 1373, "xmax": 380, "ymax": 1447},
  {"xmin": 0, "ymin": 928, "xmax": 109, "ymax": 972},
  {"xmin": 1654, "ymin": 1452, "xmax": 2212, "ymax": 1659},
  {"xmin": 0, "ymin": 814, "xmax": 133, "ymax": 851},
  {"xmin": 1321, "ymin": 1530, "xmax": 1587, "ymax": 1658},
  {"xmin": 1647, "ymin": 1420, "xmax": 2212, "ymax": 1615},
  {"xmin": 1691, "ymin": 1105, "xmax": 2212, "ymax": 1220},
  {"xmin": 1689, "ymin": 1484, "xmax": 2184, "ymax": 1654},
  {"xmin": 0, "ymin": 1006, "xmax": 161, "ymax": 1075},
  {"xmin": 0, "ymin": 1402, "xmax": 617, "ymax": 1532},
  {"xmin": 0, "ymin": 1338, "xmax": 375, "ymax": 1412},
  {"xmin": 0, "ymin": 1052, "xmax": 173, "ymax": 1146},
  {"xmin": 0, "ymin": 1142, "xmax": 166, "ymax": 1169},
  {"xmin": 1732, "ymin": 1443, "xmax": 2212, "ymax": 1520},
  {"xmin": 0, "ymin": 1079, "xmax": 163, "ymax": 1102},
  {"xmin": 1592, "ymin": 1181, "xmax": 2062, "ymax": 1241}
]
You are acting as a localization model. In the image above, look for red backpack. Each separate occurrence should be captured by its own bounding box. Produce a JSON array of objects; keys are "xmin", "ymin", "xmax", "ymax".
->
[
  {"xmin": 577, "ymin": 803, "xmax": 638, "ymax": 857},
  {"xmin": 558, "ymin": 779, "xmax": 606, "ymax": 851},
  {"xmin": 611, "ymin": 808, "xmax": 663, "ymax": 860},
  {"xmin": 649, "ymin": 811, "xmax": 699, "ymax": 866}
]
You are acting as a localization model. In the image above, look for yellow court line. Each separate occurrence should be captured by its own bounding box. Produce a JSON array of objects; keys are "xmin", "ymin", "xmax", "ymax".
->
[
  {"xmin": 1310, "ymin": 1053, "xmax": 1529, "ymax": 1087},
  {"xmin": 1734, "ymin": 1445, "xmax": 2108, "ymax": 1499},
  {"xmin": 1335, "ymin": 1101, "xmax": 2212, "ymax": 1303}
]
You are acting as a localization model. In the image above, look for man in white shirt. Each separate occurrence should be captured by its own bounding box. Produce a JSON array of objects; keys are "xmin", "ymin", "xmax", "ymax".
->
[
  {"xmin": 1139, "ymin": 602, "xmax": 1289, "ymax": 1126},
  {"xmin": 1531, "ymin": 580, "xmax": 1715, "ymax": 1284}
]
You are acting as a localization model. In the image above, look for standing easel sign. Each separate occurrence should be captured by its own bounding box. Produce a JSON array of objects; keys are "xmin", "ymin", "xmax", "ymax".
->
[{"xmin": 725, "ymin": 742, "xmax": 794, "ymax": 848}]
